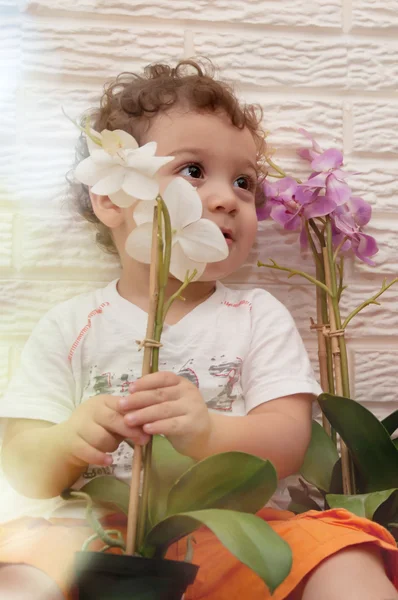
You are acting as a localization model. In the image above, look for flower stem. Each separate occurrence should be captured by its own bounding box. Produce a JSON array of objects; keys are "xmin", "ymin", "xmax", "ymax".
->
[
  {"xmin": 324, "ymin": 218, "xmax": 355, "ymax": 494},
  {"xmin": 266, "ymin": 157, "xmax": 287, "ymax": 178},
  {"xmin": 257, "ymin": 259, "xmax": 333, "ymax": 297},
  {"xmin": 137, "ymin": 198, "xmax": 170, "ymax": 551},
  {"xmin": 342, "ymin": 277, "xmax": 398, "ymax": 330},
  {"xmin": 127, "ymin": 206, "xmax": 160, "ymax": 555},
  {"xmin": 325, "ymin": 219, "xmax": 350, "ymax": 398},
  {"xmin": 309, "ymin": 219, "xmax": 325, "ymax": 248}
]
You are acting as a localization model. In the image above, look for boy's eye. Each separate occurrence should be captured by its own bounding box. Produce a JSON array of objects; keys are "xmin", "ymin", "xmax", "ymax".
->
[
  {"xmin": 179, "ymin": 164, "xmax": 203, "ymax": 179},
  {"xmin": 234, "ymin": 175, "xmax": 255, "ymax": 191}
]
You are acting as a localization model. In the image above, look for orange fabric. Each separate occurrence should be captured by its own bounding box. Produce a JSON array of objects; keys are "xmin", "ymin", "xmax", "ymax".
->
[{"xmin": 0, "ymin": 508, "xmax": 396, "ymax": 599}]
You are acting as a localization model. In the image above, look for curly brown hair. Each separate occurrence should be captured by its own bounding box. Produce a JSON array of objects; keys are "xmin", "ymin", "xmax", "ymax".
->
[{"xmin": 68, "ymin": 58, "xmax": 267, "ymax": 254}]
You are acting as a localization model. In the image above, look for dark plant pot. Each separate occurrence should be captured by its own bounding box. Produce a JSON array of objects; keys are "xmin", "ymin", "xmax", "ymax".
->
[{"xmin": 71, "ymin": 551, "xmax": 199, "ymax": 600}]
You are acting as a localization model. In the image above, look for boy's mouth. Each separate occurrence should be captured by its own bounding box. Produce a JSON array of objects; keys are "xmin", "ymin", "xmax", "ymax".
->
[{"xmin": 221, "ymin": 227, "xmax": 234, "ymax": 241}]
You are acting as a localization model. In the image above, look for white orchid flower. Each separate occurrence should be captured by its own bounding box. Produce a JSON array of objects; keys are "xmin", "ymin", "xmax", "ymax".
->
[
  {"xmin": 125, "ymin": 178, "xmax": 229, "ymax": 282},
  {"xmin": 74, "ymin": 128, "xmax": 174, "ymax": 207}
]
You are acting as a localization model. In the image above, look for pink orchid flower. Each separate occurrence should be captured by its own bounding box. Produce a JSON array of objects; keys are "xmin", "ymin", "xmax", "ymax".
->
[
  {"xmin": 332, "ymin": 196, "xmax": 378, "ymax": 265},
  {"xmin": 297, "ymin": 129, "xmax": 353, "ymax": 206}
]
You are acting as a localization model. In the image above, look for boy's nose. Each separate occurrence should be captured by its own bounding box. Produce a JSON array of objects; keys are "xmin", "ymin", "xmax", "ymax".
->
[{"xmin": 206, "ymin": 188, "xmax": 238, "ymax": 214}]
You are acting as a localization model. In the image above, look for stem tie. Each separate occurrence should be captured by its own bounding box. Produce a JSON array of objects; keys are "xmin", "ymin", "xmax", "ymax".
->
[
  {"xmin": 326, "ymin": 328, "xmax": 345, "ymax": 338},
  {"xmin": 310, "ymin": 318, "xmax": 326, "ymax": 331},
  {"xmin": 135, "ymin": 338, "xmax": 163, "ymax": 351}
]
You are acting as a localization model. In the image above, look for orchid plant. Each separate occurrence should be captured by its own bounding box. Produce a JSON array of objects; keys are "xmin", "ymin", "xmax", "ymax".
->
[
  {"xmin": 257, "ymin": 130, "xmax": 398, "ymax": 535},
  {"xmin": 63, "ymin": 118, "xmax": 293, "ymax": 593}
]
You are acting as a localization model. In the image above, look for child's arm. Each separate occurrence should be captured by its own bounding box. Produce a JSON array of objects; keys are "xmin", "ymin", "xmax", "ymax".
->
[
  {"xmin": 1, "ymin": 393, "xmax": 150, "ymax": 499},
  {"xmin": 195, "ymin": 394, "xmax": 313, "ymax": 478}
]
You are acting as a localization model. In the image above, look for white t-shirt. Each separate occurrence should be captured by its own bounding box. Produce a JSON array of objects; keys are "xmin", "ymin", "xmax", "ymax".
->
[{"xmin": 0, "ymin": 280, "xmax": 322, "ymax": 521}]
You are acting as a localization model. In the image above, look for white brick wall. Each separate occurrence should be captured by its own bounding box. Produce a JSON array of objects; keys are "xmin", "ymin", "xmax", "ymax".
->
[{"xmin": 1, "ymin": 0, "xmax": 397, "ymax": 421}]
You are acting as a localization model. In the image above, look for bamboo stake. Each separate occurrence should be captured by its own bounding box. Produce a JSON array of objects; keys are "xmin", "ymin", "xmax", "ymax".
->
[
  {"xmin": 314, "ymin": 285, "xmax": 332, "ymax": 437},
  {"xmin": 322, "ymin": 248, "xmax": 353, "ymax": 495},
  {"xmin": 126, "ymin": 207, "xmax": 160, "ymax": 555}
]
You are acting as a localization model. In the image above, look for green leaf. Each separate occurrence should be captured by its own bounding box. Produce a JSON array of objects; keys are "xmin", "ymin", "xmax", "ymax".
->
[
  {"xmin": 318, "ymin": 393, "xmax": 398, "ymax": 492},
  {"xmin": 79, "ymin": 476, "xmax": 130, "ymax": 514},
  {"xmin": 149, "ymin": 435, "xmax": 195, "ymax": 526},
  {"xmin": 326, "ymin": 489, "xmax": 398, "ymax": 522},
  {"xmin": 144, "ymin": 509, "xmax": 292, "ymax": 593},
  {"xmin": 300, "ymin": 421, "xmax": 339, "ymax": 492},
  {"xmin": 382, "ymin": 409, "xmax": 398, "ymax": 437},
  {"xmin": 166, "ymin": 452, "xmax": 277, "ymax": 517}
]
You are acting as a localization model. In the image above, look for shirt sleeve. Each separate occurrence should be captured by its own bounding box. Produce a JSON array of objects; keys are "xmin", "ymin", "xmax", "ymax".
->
[
  {"xmin": 241, "ymin": 289, "xmax": 322, "ymax": 413},
  {"xmin": 0, "ymin": 310, "xmax": 76, "ymax": 426}
]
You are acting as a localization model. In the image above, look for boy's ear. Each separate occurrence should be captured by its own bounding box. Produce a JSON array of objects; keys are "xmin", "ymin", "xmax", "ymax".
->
[{"xmin": 89, "ymin": 191, "xmax": 124, "ymax": 228}]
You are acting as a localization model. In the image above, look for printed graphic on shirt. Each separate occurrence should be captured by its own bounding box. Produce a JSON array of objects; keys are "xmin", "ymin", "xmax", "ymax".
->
[
  {"xmin": 206, "ymin": 357, "xmax": 243, "ymax": 412},
  {"xmin": 84, "ymin": 366, "xmax": 137, "ymax": 397}
]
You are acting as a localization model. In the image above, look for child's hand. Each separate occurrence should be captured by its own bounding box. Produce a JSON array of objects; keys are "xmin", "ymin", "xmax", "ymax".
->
[
  {"xmin": 118, "ymin": 372, "xmax": 212, "ymax": 457},
  {"xmin": 63, "ymin": 394, "xmax": 151, "ymax": 467}
]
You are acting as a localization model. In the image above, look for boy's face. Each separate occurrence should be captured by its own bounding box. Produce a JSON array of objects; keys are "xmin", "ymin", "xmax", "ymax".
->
[{"xmin": 136, "ymin": 107, "xmax": 259, "ymax": 281}]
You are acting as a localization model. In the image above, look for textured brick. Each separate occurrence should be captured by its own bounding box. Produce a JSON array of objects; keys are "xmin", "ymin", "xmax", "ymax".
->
[
  {"xmin": 353, "ymin": 349, "xmax": 398, "ymax": 414},
  {"xmin": 256, "ymin": 100, "xmax": 343, "ymax": 149},
  {"xmin": 16, "ymin": 143, "xmax": 76, "ymax": 210},
  {"xmin": 21, "ymin": 213, "xmax": 120, "ymax": 278},
  {"xmin": 352, "ymin": 0, "xmax": 398, "ymax": 29},
  {"xmin": 339, "ymin": 283, "xmax": 398, "ymax": 338},
  {"xmin": 0, "ymin": 17, "xmax": 19, "ymax": 203},
  {"xmin": 0, "ymin": 279, "xmax": 106, "ymax": 334},
  {"xmin": 22, "ymin": 20, "xmax": 184, "ymax": 79},
  {"xmin": 0, "ymin": 213, "xmax": 13, "ymax": 268},
  {"xmin": 0, "ymin": 347, "xmax": 10, "ymax": 397},
  {"xmin": 348, "ymin": 41, "xmax": 398, "ymax": 91},
  {"xmin": 25, "ymin": 0, "xmax": 342, "ymax": 28},
  {"xmin": 352, "ymin": 219, "xmax": 398, "ymax": 276},
  {"xmin": 352, "ymin": 103, "xmax": 398, "ymax": 154},
  {"xmin": 194, "ymin": 32, "xmax": 347, "ymax": 88},
  {"xmin": 347, "ymin": 157, "xmax": 398, "ymax": 213},
  {"xmin": 20, "ymin": 84, "xmax": 101, "ymax": 144}
]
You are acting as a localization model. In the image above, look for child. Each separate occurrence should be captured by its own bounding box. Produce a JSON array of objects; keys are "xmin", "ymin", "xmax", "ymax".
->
[{"xmin": 0, "ymin": 60, "xmax": 397, "ymax": 600}]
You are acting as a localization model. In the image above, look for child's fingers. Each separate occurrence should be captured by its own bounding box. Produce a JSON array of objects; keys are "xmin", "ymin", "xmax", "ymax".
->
[
  {"xmin": 129, "ymin": 371, "xmax": 180, "ymax": 394},
  {"xmin": 70, "ymin": 432, "xmax": 113, "ymax": 467},
  {"xmin": 96, "ymin": 400, "xmax": 148, "ymax": 439},
  {"xmin": 124, "ymin": 400, "xmax": 185, "ymax": 428},
  {"xmin": 118, "ymin": 386, "xmax": 180, "ymax": 413},
  {"xmin": 142, "ymin": 415, "xmax": 186, "ymax": 437}
]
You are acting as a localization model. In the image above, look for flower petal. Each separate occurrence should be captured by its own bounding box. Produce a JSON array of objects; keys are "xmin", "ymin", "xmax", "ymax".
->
[
  {"xmin": 326, "ymin": 174, "xmax": 351, "ymax": 206},
  {"xmin": 169, "ymin": 242, "xmax": 206, "ymax": 282},
  {"xmin": 304, "ymin": 195, "xmax": 336, "ymax": 219},
  {"xmin": 89, "ymin": 149, "xmax": 116, "ymax": 165},
  {"xmin": 353, "ymin": 233, "xmax": 379, "ymax": 262},
  {"xmin": 126, "ymin": 148, "xmax": 174, "ymax": 177},
  {"xmin": 304, "ymin": 172, "xmax": 328, "ymax": 188},
  {"xmin": 256, "ymin": 202, "xmax": 271, "ymax": 221},
  {"xmin": 132, "ymin": 200, "xmax": 157, "ymax": 225},
  {"xmin": 347, "ymin": 196, "xmax": 372, "ymax": 227},
  {"xmin": 297, "ymin": 148, "xmax": 318, "ymax": 162},
  {"xmin": 122, "ymin": 171, "xmax": 160, "ymax": 200},
  {"xmin": 90, "ymin": 166, "xmax": 125, "ymax": 195},
  {"xmin": 74, "ymin": 157, "xmax": 111, "ymax": 186},
  {"xmin": 270, "ymin": 204, "xmax": 300, "ymax": 229},
  {"xmin": 162, "ymin": 178, "xmax": 203, "ymax": 229},
  {"xmin": 87, "ymin": 129, "xmax": 103, "ymax": 154},
  {"xmin": 311, "ymin": 149, "xmax": 343, "ymax": 172},
  {"xmin": 298, "ymin": 128, "xmax": 323, "ymax": 153},
  {"xmin": 109, "ymin": 189, "xmax": 138, "ymax": 208},
  {"xmin": 177, "ymin": 219, "xmax": 229, "ymax": 263},
  {"xmin": 113, "ymin": 129, "xmax": 139, "ymax": 150},
  {"xmin": 124, "ymin": 223, "xmax": 153, "ymax": 263}
]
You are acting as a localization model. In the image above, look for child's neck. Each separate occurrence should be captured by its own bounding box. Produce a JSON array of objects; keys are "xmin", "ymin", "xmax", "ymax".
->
[{"xmin": 117, "ymin": 267, "xmax": 217, "ymax": 325}]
